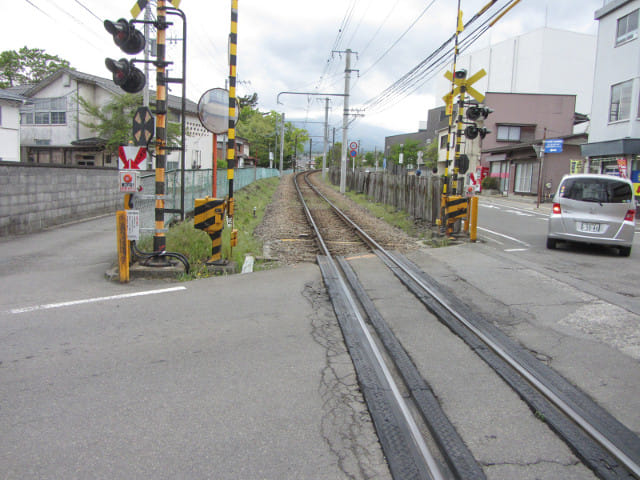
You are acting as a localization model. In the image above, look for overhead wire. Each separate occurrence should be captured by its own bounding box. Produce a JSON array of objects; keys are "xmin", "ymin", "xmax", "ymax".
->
[
  {"xmin": 314, "ymin": 0, "xmax": 358, "ymax": 93},
  {"xmin": 357, "ymin": 0, "xmax": 402, "ymax": 60},
  {"xmin": 358, "ymin": 0, "xmax": 439, "ymax": 79},
  {"xmin": 358, "ymin": 0, "xmax": 516, "ymax": 116}
]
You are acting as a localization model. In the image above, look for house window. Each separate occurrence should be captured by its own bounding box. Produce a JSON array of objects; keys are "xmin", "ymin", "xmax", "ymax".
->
[
  {"xmin": 617, "ymin": 9, "xmax": 639, "ymax": 45},
  {"xmin": 439, "ymin": 135, "xmax": 448, "ymax": 149},
  {"xmin": 610, "ymin": 80, "xmax": 633, "ymax": 122},
  {"xmin": 35, "ymin": 112, "xmax": 50, "ymax": 124},
  {"xmin": 497, "ymin": 125, "xmax": 521, "ymax": 142},
  {"xmin": 50, "ymin": 111, "xmax": 66, "ymax": 124},
  {"xmin": 514, "ymin": 162, "xmax": 534, "ymax": 193},
  {"xmin": 20, "ymin": 97, "xmax": 67, "ymax": 125}
]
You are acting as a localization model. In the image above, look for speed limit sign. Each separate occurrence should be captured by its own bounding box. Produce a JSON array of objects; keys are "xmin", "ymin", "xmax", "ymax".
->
[{"xmin": 349, "ymin": 141, "xmax": 358, "ymax": 150}]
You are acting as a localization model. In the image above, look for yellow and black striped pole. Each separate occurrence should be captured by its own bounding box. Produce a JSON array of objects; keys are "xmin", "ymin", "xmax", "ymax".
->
[
  {"xmin": 153, "ymin": 0, "xmax": 168, "ymax": 255},
  {"xmin": 440, "ymin": 1, "xmax": 464, "ymax": 235},
  {"xmin": 227, "ymin": 0, "xmax": 239, "ymax": 251}
]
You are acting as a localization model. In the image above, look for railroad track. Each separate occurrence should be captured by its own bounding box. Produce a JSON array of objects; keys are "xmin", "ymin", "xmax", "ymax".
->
[{"xmin": 295, "ymin": 171, "xmax": 640, "ymax": 480}]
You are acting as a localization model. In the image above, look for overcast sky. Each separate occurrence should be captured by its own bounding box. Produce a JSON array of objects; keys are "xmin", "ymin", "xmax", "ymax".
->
[{"xmin": 3, "ymin": 0, "xmax": 604, "ymax": 149}]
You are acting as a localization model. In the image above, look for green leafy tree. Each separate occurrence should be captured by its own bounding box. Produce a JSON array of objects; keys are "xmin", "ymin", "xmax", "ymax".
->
[
  {"xmin": 0, "ymin": 47, "xmax": 70, "ymax": 88},
  {"xmin": 237, "ymin": 107, "xmax": 278, "ymax": 167},
  {"xmin": 238, "ymin": 92, "xmax": 258, "ymax": 110},
  {"xmin": 236, "ymin": 105, "xmax": 309, "ymax": 168},
  {"xmin": 423, "ymin": 140, "xmax": 438, "ymax": 170},
  {"xmin": 77, "ymin": 93, "xmax": 180, "ymax": 154},
  {"xmin": 389, "ymin": 139, "xmax": 421, "ymax": 166}
]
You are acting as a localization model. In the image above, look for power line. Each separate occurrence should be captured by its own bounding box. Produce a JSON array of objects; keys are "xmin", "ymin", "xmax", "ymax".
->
[
  {"xmin": 358, "ymin": 0, "xmax": 439, "ymax": 79},
  {"xmin": 74, "ymin": 0, "xmax": 103, "ymax": 22},
  {"xmin": 358, "ymin": 0, "xmax": 518, "ymax": 116}
]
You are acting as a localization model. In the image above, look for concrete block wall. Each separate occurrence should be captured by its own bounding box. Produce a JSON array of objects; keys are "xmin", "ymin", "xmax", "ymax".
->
[{"xmin": 0, "ymin": 162, "xmax": 122, "ymax": 236}]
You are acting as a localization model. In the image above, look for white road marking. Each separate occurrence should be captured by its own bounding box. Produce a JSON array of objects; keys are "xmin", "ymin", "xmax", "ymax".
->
[
  {"xmin": 478, "ymin": 226, "xmax": 531, "ymax": 247},
  {"xmin": 7, "ymin": 286, "xmax": 187, "ymax": 314},
  {"xmin": 505, "ymin": 248, "xmax": 528, "ymax": 252}
]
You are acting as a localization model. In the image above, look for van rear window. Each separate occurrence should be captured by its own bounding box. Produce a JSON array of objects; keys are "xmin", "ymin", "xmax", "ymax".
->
[{"xmin": 559, "ymin": 178, "xmax": 632, "ymax": 203}]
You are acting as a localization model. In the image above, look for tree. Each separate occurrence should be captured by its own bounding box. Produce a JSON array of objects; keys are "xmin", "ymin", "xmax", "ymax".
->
[
  {"xmin": 0, "ymin": 47, "xmax": 70, "ymax": 88},
  {"xmin": 389, "ymin": 139, "xmax": 422, "ymax": 166},
  {"xmin": 423, "ymin": 140, "xmax": 438, "ymax": 170},
  {"xmin": 236, "ymin": 105, "xmax": 310, "ymax": 169},
  {"xmin": 238, "ymin": 92, "xmax": 258, "ymax": 110},
  {"xmin": 77, "ymin": 93, "xmax": 180, "ymax": 155}
]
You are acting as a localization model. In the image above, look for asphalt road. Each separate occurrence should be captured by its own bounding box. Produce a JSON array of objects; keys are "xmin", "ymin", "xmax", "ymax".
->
[
  {"xmin": 2, "ymin": 202, "xmax": 639, "ymax": 479},
  {"xmin": 0, "ymin": 216, "xmax": 389, "ymax": 479},
  {"xmin": 477, "ymin": 196, "xmax": 640, "ymax": 314}
]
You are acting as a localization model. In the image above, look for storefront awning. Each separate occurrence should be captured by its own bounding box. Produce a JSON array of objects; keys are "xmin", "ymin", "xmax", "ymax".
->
[
  {"xmin": 486, "ymin": 153, "xmax": 506, "ymax": 162},
  {"xmin": 581, "ymin": 138, "xmax": 640, "ymax": 157}
]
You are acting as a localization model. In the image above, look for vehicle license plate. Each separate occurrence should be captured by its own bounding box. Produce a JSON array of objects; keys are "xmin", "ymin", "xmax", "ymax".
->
[{"xmin": 579, "ymin": 222, "xmax": 600, "ymax": 233}]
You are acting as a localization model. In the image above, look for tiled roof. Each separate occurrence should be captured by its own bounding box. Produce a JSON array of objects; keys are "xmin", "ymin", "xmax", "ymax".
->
[{"xmin": 0, "ymin": 89, "xmax": 27, "ymax": 103}]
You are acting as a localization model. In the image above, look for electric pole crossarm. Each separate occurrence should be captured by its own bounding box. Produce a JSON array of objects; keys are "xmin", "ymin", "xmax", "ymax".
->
[{"xmin": 277, "ymin": 91, "xmax": 346, "ymax": 104}]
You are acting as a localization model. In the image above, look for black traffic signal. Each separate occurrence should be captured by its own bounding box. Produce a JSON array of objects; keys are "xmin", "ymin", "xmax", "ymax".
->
[
  {"xmin": 105, "ymin": 58, "xmax": 146, "ymax": 93},
  {"xmin": 104, "ymin": 19, "xmax": 145, "ymax": 55},
  {"xmin": 104, "ymin": 18, "xmax": 146, "ymax": 94},
  {"xmin": 464, "ymin": 104, "xmax": 492, "ymax": 139},
  {"xmin": 466, "ymin": 105, "xmax": 493, "ymax": 121},
  {"xmin": 464, "ymin": 125, "xmax": 490, "ymax": 140}
]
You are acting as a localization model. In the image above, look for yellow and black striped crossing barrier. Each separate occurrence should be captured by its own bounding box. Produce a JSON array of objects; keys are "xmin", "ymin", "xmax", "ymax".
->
[
  {"xmin": 442, "ymin": 195, "xmax": 468, "ymax": 235},
  {"xmin": 194, "ymin": 197, "xmax": 227, "ymax": 264}
]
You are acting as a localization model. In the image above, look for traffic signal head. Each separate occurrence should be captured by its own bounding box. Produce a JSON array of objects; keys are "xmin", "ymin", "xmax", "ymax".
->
[
  {"xmin": 104, "ymin": 18, "xmax": 145, "ymax": 55},
  {"xmin": 105, "ymin": 58, "xmax": 146, "ymax": 93}
]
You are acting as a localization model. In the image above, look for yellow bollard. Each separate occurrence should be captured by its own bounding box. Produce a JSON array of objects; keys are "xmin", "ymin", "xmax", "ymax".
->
[
  {"xmin": 116, "ymin": 210, "xmax": 130, "ymax": 283},
  {"xmin": 470, "ymin": 196, "xmax": 479, "ymax": 242}
]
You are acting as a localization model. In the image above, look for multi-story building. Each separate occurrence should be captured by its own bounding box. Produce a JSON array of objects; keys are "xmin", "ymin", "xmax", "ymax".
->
[
  {"xmin": 581, "ymin": 0, "xmax": 640, "ymax": 201},
  {"xmin": 480, "ymin": 92, "xmax": 588, "ymax": 196}
]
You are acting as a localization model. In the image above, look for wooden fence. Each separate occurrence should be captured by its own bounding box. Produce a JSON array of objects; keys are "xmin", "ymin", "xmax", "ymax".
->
[{"xmin": 328, "ymin": 167, "xmax": 444, "ymax": 224}]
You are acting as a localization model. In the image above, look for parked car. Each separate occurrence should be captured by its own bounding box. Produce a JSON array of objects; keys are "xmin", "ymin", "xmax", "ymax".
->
[{"xmin": 546, "ymin": 174, "xmax": 636, "ymax": 257}]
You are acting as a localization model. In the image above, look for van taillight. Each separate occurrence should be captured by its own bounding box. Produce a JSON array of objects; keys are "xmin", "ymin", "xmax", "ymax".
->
[
  {"xmin": 624, "ymin": 210, "xmax": 636, "ymax": 222},
  {"xmin": 552, "ymin": 203, "xmax": 561, "ymax": 214}
]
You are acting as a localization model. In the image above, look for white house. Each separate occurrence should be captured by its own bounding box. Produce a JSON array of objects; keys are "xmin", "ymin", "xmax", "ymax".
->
[
  {"xmin": 581, "ymin": 0, "xmax": 640, "ymax": 195},
  {"xmin": 15, "ymin": 69, "xmax": 214, "ymax": 170},
  {"xmin": 0, "ymin": 90, "xmax": 26, "ymax": 162}
]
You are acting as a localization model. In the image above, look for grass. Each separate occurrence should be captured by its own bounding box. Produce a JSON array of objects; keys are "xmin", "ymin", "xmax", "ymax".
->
[
  {"xmin": 137, "ymin": 176, "xmax": 280, "ymax": 279},
  {"xmin": 324, "ymin": 177, "xmax": 437, "ymax": 242}
]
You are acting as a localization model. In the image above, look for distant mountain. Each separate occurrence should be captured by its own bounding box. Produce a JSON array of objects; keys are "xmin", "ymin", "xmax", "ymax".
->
[{"xmin": 289, "ymin": 117, "xmax": 403, "ymax": 154}]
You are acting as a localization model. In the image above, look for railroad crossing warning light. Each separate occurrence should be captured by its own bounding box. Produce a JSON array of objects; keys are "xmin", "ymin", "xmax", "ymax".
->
[
  {"xmin": 104, "ymin": 19, "xmax": 145, "ymax": 54},
  {"xmin": 104, "ymin": 18, "xmax": 146, "ymax": 94},
  {"xmin": 465, "ymin": 104, "xmax": 492, "ymax": 139},
  {"xmin": 466, "ymin": 105, "xmax": 493, "ymax": 121},
  {"xmin": 454, "ymin": 69, "xmax": 467, "ymax": 79},
  {"xmin": 105, "ymin": 58, "xmax": 146, "ymax": 93},
  {"xmin": 464, "ymin": 125, "xmax": 491, "ymax": 140}
]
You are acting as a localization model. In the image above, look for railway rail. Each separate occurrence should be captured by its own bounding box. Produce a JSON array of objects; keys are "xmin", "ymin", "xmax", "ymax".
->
[{"xmin": 295, "ymin": 171, "xmax": 640, "ymax": 479}]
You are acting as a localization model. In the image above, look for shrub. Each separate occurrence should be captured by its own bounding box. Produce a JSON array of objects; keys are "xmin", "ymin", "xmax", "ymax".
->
[{"xmin": 481, "ymin": 176, "xmax": 500, "ymax": 190}]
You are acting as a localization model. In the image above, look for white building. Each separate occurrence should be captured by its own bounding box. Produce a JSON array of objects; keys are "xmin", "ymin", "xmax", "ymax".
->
[
  {"xmin": 581, "ymin": 0, "xmax": 640, "ymax": 194},
  {"xmin": 437, "ymin": 27, "xmax": 597, "ymax": 115},
  {"xmin": 15, "ymin": 69, "xmax": 214, "ymax": 170},
  {"xmin": 0, "ymin": 90, "xmax": 26, "ymax": 162}
]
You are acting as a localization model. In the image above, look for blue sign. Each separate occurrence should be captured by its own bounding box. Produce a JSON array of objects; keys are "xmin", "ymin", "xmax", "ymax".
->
[
  {"xmin": 350, "ymin": 149, "xmax": 357, "ymax": 157},
  {"xmin": 544, "ymin": 139, "xmax": 564, "ymax": 153}
]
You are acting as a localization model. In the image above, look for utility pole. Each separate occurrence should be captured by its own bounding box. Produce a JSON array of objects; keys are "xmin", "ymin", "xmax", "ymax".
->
[
  {"xmin": 279, "ymin": 112, "xmax": 285, "ymax": 173},
  {"xmin": 339, "ymin": 48, "xmax": 352, "ymax": 194},
  {"xmin": 143, "ymin": 2, "xmax": 151, "ymax": 107},
  {"xmin": 322, "ymin": 97, "xmax": 329, "ymax": 178}
]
